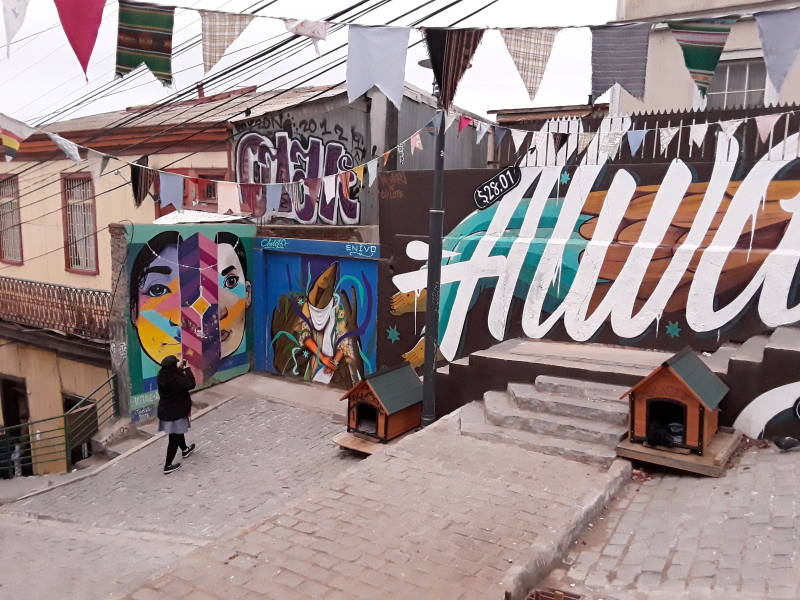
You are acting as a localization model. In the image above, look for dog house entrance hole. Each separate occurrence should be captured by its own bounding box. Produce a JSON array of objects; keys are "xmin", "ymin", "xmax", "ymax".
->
[
  {"xmin": 646, "ymin": 399, "xmax": 686, "ymax": 447},
  {"xmin": 355, "ymin": 403, "xmax": 378, "ymax": 435}
]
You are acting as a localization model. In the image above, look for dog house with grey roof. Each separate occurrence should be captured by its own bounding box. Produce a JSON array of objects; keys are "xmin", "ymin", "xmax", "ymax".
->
[{"xmin": 340, "ymin": 364, "xmax": 422, "ymax": 443}]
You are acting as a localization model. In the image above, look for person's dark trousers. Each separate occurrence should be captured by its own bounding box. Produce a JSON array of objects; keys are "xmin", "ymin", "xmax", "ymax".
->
[{"xmin": 165, "ymin": 433, "xmax": 188, "ymax": 467}]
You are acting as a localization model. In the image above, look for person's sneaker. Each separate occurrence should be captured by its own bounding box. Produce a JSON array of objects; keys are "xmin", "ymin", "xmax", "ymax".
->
[
  {"xmin": 163, "ymin": 463, "xmax": 182, "ymax": 474},
  {"xmin": 181, "ymin": 443, "xmax": 196, "ymax": 459}
]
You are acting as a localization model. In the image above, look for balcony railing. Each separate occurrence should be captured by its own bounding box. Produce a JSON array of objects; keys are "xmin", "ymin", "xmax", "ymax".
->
[{"xmin": 0, "ymin": 276, "xmax": 111, "ymax": 340}]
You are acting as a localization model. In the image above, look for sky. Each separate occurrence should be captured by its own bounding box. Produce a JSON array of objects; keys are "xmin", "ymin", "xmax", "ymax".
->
[{"xmin": 0, "ymin": 0, "xmax": 617, "ymax": 125}]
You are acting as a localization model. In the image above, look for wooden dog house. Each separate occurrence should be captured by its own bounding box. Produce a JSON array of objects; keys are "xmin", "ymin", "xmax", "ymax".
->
[
  {"xmin": 340, "ymin": 365, "xmax": 422, "ymax": 443},
  {"xmin": 625, "ymin": 348, "xmax": 728, "ymax": 455}
]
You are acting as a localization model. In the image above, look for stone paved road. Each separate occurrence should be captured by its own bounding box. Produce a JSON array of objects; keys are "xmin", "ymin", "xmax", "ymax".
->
[
  {"xmin": 123, "ymin": 410, "xmax": 629, "ymax": 600},
  {"xmin": 7, "ymin": 394, "xmax": 361, "ymax": 539},
  {"xmin": 540, "ymin": 445, "xmax": 800, "ymax": 600}
]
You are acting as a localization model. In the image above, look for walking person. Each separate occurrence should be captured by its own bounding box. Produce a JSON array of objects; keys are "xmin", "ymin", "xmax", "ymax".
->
[{"xmin": 157, "ymin": 355, "xmax": 197, "ymax": 474}]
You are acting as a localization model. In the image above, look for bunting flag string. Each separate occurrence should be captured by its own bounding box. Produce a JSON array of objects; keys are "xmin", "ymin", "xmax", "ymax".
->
[
  {"xmin": 719, "ymin": 118, "xmax": 743, "ymax": 141},
  {"xmin": 659, "ymin": 126, "xmax": 679, "ymax": 155},
  {"xmin": 200, "ymin": 10, "xmax": 255, "ymax": 73},
  {"xmin": 458, "ymin": 116, "xmax": 473, "ymax": 133},
  {"xmin": 690, "ymin": 123, "xmax": 708, "ymax": 148},
  {"xmin": 626, "ymin": 129, "xmax": 647, "ymax": 155}
]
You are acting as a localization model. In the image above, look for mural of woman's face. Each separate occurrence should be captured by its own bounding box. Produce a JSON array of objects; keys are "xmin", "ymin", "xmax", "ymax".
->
[
  {"xmin": 133, "ymin": 243, "xmax": 182, "ymax": 365},
  {"xmin": 217, "ymin": 241, "xmax": 251, "ymax": 357}
]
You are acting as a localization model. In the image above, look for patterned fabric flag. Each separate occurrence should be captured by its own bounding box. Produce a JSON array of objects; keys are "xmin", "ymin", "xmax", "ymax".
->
[
  {"xmin": 47, "ymin": 133, "xmax": 81, "ymax": 163},
  {"xmin": 689, "ymin": 122, "xmax": 708, "ymax": 148},
  {"xmin": 0, "ymin": 112, "xmax": 36, "ymax": 161},
  {"xmin": 131, "ymin": 155, "xmax": 155, "ymax": 207},
  {"xmin": 626, "ymin": 129, "xmax": 647, "ymax": 155},
  {"xmin": 410, "ymin": 131, "xmax": 423, "ymax": 154},
  {"xmin": 668, "ymin": 18, "xmax": 736, "ymax": 96},
  {"xmin": 576, "ymin": 132, "xmax": 595, "ymax": 154},
  {"xmin": 659, "ymin": 126, "xmax": 679, "ymax": 155},
  {"xmin": 599, "ymin": 130, "xmax": 624, "ymax": 156},
  {"xmin": 425, "ymin": 28, "xmax": 484, "ymax": 110},
  {"xmin": 366, "ymin": 159, "xmax": 378, "ymax": 186},
  {"xmin": 116, "ymin": 1, "xmax": 175, "ymax": 86},
  {"xmin": 458, "ymin": 115, "xmax": 473, "ymax": 132},
  {"xmin": 475, "ymin": 121, "xmax": 490, "ymax": 143},
  {"xmin": 3, "ymin": 0, "xmax": 30, "ymax": 57},
  {"xmin": 284, "ymin": 19, "xmax": 330, "ymax": 55},
  {"xmin": 217, "ymin": 181, "xmax": 240, "ymax": 214},
  {"xmin": 755, "ymin": 114, "xmax": 782, "ymax": 143},
  {"xmin": 54, "ymin": 0, "xmax": 105, "ymax": 77},
  {"xmin": 755, "ymin": 8, "xmax": 800, "ymax": 93},
  {"xmin": 500, "ymin": 28, "xmax": 557, "ymax": 101},
  {"xmin": 159, "ymin": 172, "xmax": 183, "ymax": 210},
  {"xmin": 347, "ymin": 25, "xmax": 409, "ymax": 110},
  {"xmin": 530, "ymin": 130, "xmax": 549, "ymax": 151},
  {"xmin": 200, "ymin": 10, "xmax": 255, "ymax": 73},
  {"xmin": 719, "ymin": 118, "xmax": 743, "ymax": 141},
  {"xmin": 591, "ymin": 24, "xmax": 651, "ymax": 100}
]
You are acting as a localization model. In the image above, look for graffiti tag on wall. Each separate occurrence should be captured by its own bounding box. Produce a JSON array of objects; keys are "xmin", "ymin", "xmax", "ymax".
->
[
  {"xmin": 126, "ymin": 224, "xmax": 255, "ymax": 421},
  {"xmin": 234, "ymin": 112, "xmax": 368, "ymax": 225}
]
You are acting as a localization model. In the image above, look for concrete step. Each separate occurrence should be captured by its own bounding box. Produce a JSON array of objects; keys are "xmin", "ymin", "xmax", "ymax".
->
[
  {"xmin": 699, "ymin": 342, "xmax": 740, "ymax": 377},
  {"xmin": 532, "ymin": 375, "xmax": 630, "ymax": 400},
  {"xmin": 765, "ymin": 325, "xmax": 800, "ymax": 357},
  {"xmin": 104, "ymin": 434, "xmax": 150, "ymax": 459},
  {"xmin": 484, "ymin": 390, "xmax": 627, "ymax": 447},
  {"xmin": 730, "ymin": 334, "xmax": 769, "ymax": 365},
  {"xmin": 459, "ymin": 402, "xmax": 617, "ymax": 468},
  {"xmin": 508, "ymin": 382, "xmax": 629, "ymax": 426}
]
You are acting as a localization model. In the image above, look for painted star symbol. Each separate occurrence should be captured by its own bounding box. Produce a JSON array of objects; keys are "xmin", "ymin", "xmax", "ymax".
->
[
  {"xmin": 302, "ymin": 350, "xmax": 309, "ymax": 358},
  {"xmin": 560, "ymin": 171, "xmax": 570, "ymax": 185},
  {"xmin": 386, "ymin": 325, "xmax": 400, "ymax": 344},
  {"xmin": 665, "ymin": 321, "xmax": 682, "ymax": 338}
]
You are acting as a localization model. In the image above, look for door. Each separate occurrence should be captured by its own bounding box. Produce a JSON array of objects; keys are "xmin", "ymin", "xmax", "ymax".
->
[{"xmin": 0, "ymin": 377, "xmax": 31, "ymax": 477}]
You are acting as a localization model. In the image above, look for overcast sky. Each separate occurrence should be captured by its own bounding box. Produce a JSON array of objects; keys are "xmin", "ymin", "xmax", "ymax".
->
[{"xmin": 0, "ymin": 0, "xmax": 617, "ymax": 124}]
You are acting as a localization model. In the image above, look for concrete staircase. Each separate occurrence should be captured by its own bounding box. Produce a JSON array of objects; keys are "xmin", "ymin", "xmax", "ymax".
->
[{"xmin": 461, "ymin": 375, "xmax": 630, "ymax": 468}]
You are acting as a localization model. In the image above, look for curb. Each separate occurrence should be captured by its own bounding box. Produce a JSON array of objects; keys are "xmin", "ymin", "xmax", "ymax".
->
[
  {"xmin": 502, "ymin": 458, "xmax": 633, "ymax": 600},
  {"xmin": 11, "ymin": 394, "xmax": 243, "ymax": 503}
]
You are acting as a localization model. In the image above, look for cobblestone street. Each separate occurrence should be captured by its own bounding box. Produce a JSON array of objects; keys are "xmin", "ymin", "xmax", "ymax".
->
[{"xmin": 540, "ymin": 445, "xmax": 800, "ymax": 599}]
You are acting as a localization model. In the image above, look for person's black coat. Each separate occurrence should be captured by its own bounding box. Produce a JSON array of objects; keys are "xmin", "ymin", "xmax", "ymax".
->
[{"xmin": 157, "ymin": 365, "xmax": 196, "ymax": 421}]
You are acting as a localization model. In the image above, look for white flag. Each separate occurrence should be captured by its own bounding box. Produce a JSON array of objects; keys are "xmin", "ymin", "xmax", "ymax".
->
[
  {"xmin": 3, "ymin": 0, "xmax": 30, "ymax": 57},
  {"xmin": 284, "ymin": 19, "xmax": 331, "ymax": 55},
  {"xmin": 689, "ymin": 123, "xmax": 708, "ymax": 148},
  {"xmin": 659, "ymin": 126, "xmax": 678, "ymax": 155},
  {"xmin": 718, "ymin": 118, "xmax": 743, "ymax": 141},
  {"xmin": 511, "ymin": 129, "xmax": 529, "ymax": 152},
  {"xmin": 48, "ymin": 133, "xmax": 81, "ymax": 163},
  {"xmin": 87, "ymin": 149, "xmax": 109, "ymax": 181},
  {"xmin": 576, "ymin": 132, "xmax": 595, "ymax": 154},
  {"xmin": 445, "ymin": 111, "xmax": 458, "ymax": 133},
  {"xmin": 347, "ymin": 25, "xmax": 409, "ymax": 110},
  {"xmin": 531, "ymin": 130, "xmax": 549, "ymax": 151},
  {"xmin": 599, "ymin": 131, "xmax": 624, "ymax": 156},
  {"xmin": 755, "ymin": 114, "xmax": 782, "ymax": 143},
  {"xmin": 366, "ymin": 159, "xmax": 378, "ymax": 186},
  {"xmin": 476, "ymin": 122, "xmax": 490, "ymax": 143},
  {"xmin": 200, "ymin": 11, "xmax": 255, "ymax": 73}
]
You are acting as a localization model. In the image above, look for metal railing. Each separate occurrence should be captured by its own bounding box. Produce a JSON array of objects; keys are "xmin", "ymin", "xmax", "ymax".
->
[
  {"xmin": 0, "ymin": 375, "xmax": 116, "ymax": 479},
  {"xmin": 0, "ymin": 276, "xmax": 111, "ymax": 340}
]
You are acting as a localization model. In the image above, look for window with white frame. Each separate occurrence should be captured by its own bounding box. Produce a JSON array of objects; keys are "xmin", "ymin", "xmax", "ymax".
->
[
  {"xmin": 0, "ymin": 175, "xmax": 23, "ymax": 264},
  {"xmin": 707, "ymin": 59, "xmax": 766, "ymax": 110},
  {"xmin": 61, "ymin": 174, "xmax": 98, "ymax": 274}
]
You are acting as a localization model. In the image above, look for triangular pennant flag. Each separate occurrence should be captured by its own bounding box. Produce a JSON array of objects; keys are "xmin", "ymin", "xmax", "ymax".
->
[
  {"xmin": 366, "ymin": 159, "xmax": 378, "ymax": 186},
  {"xmin": 410, "ymin": 131, "xmax": 423, "ymax": 154},
  {"xmin": 591, "ymin": 24, "xmax": 651, "ymax": 100},
  {"xmin": 500, "ymin": 28, "xmax": 557, "ymax": 101},
  {"xmin": 159, "ymin": 171, "xmax": 184, "ymax": 210},
  {"xmin": 494, "ymin": 126, "xmax": 509, "ymax": 150},
  {"xmin": 690, "ymin": 123, "xmax": 708, "ymax": 148},
  {"xmin": 116, "ymin": 1, "xmax": 175, "ymax": 86},
  {"xmin": 217, "ymin": 181, "xmax": 241, "ymax": 214},
  {"xmin": 200, "ymin": 10, "xmax": 255, "ymax": 73},
  {"xmin": 87, "ymin": 149, "xmax": 110, "ymax": 181},
  {"xmin": 3, "ymin": 0, "xmax": 30, "ymax": 58},
  {"xmin": 432, "ymin": 111, "xmax": 444, "ymax": 134},
  {"xmin": 322, "ymin": 175, "xmax": 337, "ymax": 206},
  {"xmin": 755, "ymin": 8, "xmax": 800, "ymax": 93},
  {"xmin": 283, "ymin": 18, "xmax": 331, "ymax": 55},
  {"xmin": 353, "ymin": 164, "xmax": 365, "ymax": 185},
  {"xmin": 0, "ymin": 112, "xmax": 37, "ymax": 161},
  {"xmin": 445, "ymin": 112, "xmax": 458, "ymax": 133},
  {"xmin": 552, "ymin": 132, "xmax": 568, "ymax": 152},
  {"xmin": 599, "ymin": 130, "xmax": 624, "ymax": 156},
  {"xmin": 511, "ymin": 129, "xmax": 529, "ymax": 153},
  {"xmin": 47, "ymin": 133, "xmax": 81, "ymax": 163},
  {"xmin": 626, "ymin": 130, "xmax": 647, "ymax": 155},
  {"xmin": 659, "ymin": 126, "xmax": 679, "ymax": 155},
  {"xmin": 397, "ymin": 140, "xmax": 406, "ymax": 166},
  {"xmin": 476, "ymin": 122, "xmax": 489, "ymax": 143},
  {"xmin": 347, "ymin": 25, "xmax": 409, "ymax": 110},
  {"xmin": 530, "ymin": 130, "xmax": 549, "ymax": 151},
  {"xmin": 266, "ymin": 184, "xmax": 282, "ymax": 213},
  {"xmin": 668, "ymin": 19, "xmax": 736, "ymax": 96},
  {"xmin": 576, "ymin": 132, "xmax": 595, "ymax": 154},
  {"xmin": 382, "ymin": 150, "xmax": 392, "ymax": 166},
  {"xmin": 755, "ymin": 113, "xmax": 782, "ymax": 143},
  {"xmin": 458, "ymin": 115, "xmax": 473, "ymax": 133},
  {"xmin": 339, "ymin": 172, "xmax": 351, "ymax": 201},
  {"xmin": 131, "ymin": 156, "xmax": 155, "ymax": 208},
  {"xmin": 718, "ymin": 118, "xmax": 743, "ymax": 141},
  {"xmin": 424, "ymin": 28, "xmax": 485, "ymax": 110},
  {"xmin": 53, "ymin": 0, "xmax": 105, "ymax": 78}
]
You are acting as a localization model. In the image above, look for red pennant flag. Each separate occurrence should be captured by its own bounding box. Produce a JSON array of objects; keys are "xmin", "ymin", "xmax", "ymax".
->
[
  {"xmin": 54, "ymin": 0, "xmax": 105, "ymax": 78},
  {"xmin": 458, "ymin": 116, "xmax": 473, "ymax": 133}
]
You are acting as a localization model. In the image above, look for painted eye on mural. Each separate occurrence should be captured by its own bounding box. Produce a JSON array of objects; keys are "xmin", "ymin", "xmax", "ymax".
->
[
  {"xmin": 145, "ymin": 283, "xmax": 170, "ymax": 297},
  {"xmin": 223, "ymin": 274, "xmax": 240, "ymax": 289}
]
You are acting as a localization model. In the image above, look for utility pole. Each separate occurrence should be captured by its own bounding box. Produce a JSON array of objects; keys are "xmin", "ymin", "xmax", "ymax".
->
[{"xmin": 421, "ymin": 100, "xmax": 445, "ymax": 427}]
